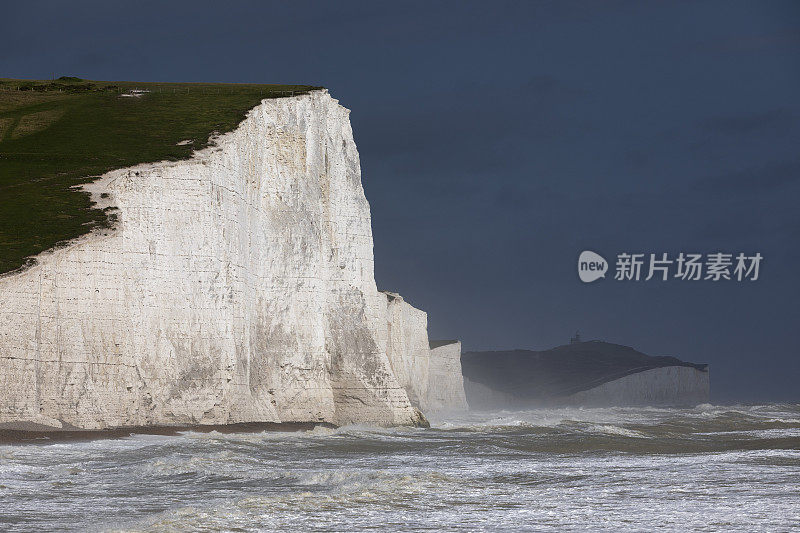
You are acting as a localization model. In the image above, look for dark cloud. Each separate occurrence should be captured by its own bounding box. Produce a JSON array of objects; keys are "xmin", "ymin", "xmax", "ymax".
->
[
  {"xmin": 703, "ymin": 109, "xmax": 796, "ymax": 135},
  {"xmin": 518, "ymin": 75, "xmax": 586, "ymax": 100},
  {"xmin": 693, "ymin": 159, "xmax": 800, "ymax": 194},
  {"xmin": 699, "ymin": 30, "xmax": 800, "ymax": 53}
]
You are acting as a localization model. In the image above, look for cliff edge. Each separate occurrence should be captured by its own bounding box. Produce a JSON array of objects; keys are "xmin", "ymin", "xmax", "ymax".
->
[{"xmin": 0, "ymin": 90, "xmax": 429, "ymax": 431}]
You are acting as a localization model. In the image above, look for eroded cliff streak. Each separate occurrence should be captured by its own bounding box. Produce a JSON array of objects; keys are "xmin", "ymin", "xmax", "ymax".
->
[{"xmin": 0, "ymin": 90, "xmax": 429, "ymax": 430}]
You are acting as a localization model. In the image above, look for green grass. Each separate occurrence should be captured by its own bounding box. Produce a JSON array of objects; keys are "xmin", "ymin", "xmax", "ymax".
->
[{"xmin": 0, "ymin": 78, "xmax": 321, "ymax": 274}]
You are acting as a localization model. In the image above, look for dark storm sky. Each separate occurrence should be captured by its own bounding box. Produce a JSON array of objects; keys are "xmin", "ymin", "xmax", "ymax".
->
[{"xmin": 3, "ymin": 1, "xmax": 799, "ymax": 401}]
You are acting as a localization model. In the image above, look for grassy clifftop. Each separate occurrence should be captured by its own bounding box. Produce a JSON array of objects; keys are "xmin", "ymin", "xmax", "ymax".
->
[{"xmin": 0, "ymin": 77, "xmax": 321, "ymax": 274}]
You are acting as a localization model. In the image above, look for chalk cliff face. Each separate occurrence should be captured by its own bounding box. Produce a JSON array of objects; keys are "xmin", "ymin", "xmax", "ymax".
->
[
  {"xmin": 464, "ymin": 367, "xmax": 710, "ymax": 409},
  {"xmin": 462, "ymin": 342, "xmax": 710, "ymax": 410},
  {"xmin": 0, "ymin": 90, "xmax": 428, "ymax": 431},
  {"xmin": 384, "ymin": 292, "xmax": 431, "ymax": 412},
  {"xmin": 565, "ymin": 366, "xmax": 709, "ymax": 407},
  {"xmin": 427, "ymin": 341, "xmax": 468, "ymax": 413}
]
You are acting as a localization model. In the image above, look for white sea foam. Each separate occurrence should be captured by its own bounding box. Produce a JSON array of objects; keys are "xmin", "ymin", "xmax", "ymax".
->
[{"xmin": 1, "ymin": 404, "xmax": 798, "ymax": 532}]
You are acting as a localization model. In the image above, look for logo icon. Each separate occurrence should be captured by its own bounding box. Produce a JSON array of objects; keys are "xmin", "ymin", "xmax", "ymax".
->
[{"xmin": 578, "ymin": 250, "xmax": 608, "ymax": 283}]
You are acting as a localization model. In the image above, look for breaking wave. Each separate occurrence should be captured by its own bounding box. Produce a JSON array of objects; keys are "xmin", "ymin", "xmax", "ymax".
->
[{"xmin": 0, "ymin": 403, "xmax": 798, "ymax": 532}]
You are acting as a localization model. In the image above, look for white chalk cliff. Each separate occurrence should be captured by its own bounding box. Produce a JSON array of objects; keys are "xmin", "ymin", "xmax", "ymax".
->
[
  {"xmin": 427, "ymin": 341, "xmax": 468, "ymax": 413},
  {"xmin": 565, "ymin": 366, "xmax": 709, "ymax": 407},
  {"xmin": 384, "ymin": 292, "xmax": 431, "ymax": 412},
  {"xmin": 0, "ymin": 90, "xmax": 443, "ymax": 431},
  {"xmin": 463, "ymin": 366, "xmax": 710, "ymax": 409}
]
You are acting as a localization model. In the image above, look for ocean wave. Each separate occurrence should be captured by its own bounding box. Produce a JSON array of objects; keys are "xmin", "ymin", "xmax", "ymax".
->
[
  {"xmin": 584, "ymin": 424, "xmax": 648, "ymax": 438},
  {"xmin": 431, "ymin": 403, "xmax": 800, "ymax": 435},
  {"xmin": 3, "ymin": 404, "xmax": 800, "ymax": 533}
]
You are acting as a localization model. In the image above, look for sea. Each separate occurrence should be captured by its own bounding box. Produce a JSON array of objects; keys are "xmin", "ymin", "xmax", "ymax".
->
[{"xmin": 0, "ymin": 403, "xmax": 798, "ymax": 532}]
